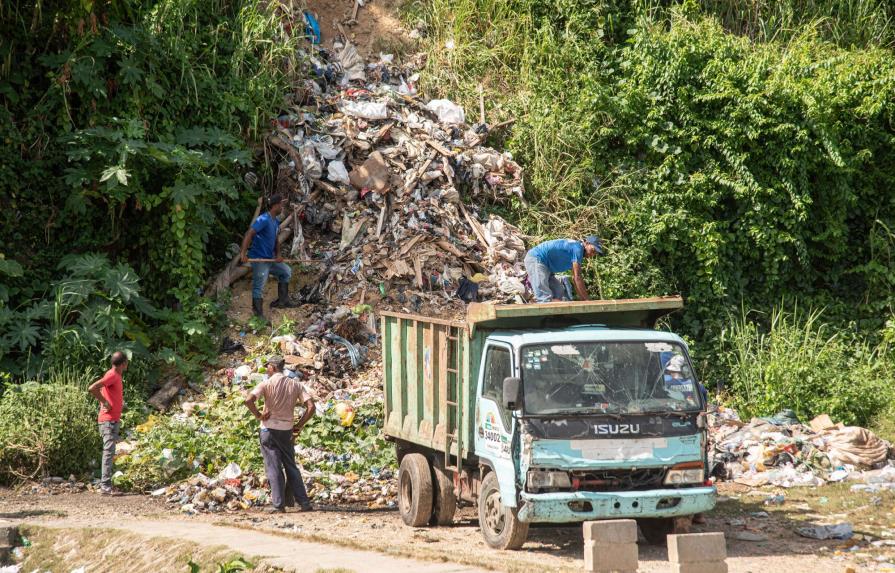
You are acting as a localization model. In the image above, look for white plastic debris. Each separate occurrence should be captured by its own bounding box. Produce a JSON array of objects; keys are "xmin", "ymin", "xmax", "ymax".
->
[
  {"xmin": 327, "ymin": 160, "xmax": 350, "ymax": 185},
  {"xmin": 234, "ymin": 364, "xmax": 252, "ymax": 379},
  {"xmin": 217, "ymin": 462, "xmax": 243, "ymax": 480},
  {"xmin": 340, "ymin": 100, "xmax": 389, "ymax": 120},
  {"xmin": 425, "ymin": 99, "xmax": 465, "ymax": 125}
]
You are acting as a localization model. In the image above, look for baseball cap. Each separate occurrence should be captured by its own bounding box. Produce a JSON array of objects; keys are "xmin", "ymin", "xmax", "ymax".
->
[
  {"xmin": 267, "ymin": 355, "xmax": 286, "ymax": 369},
  {"xmin": 665, "ymin": 355, "xmax": 686, "ymax": 373},
  {"xmin": 584, "ymin": 236, "xmax": 603, "ymax": 255}
]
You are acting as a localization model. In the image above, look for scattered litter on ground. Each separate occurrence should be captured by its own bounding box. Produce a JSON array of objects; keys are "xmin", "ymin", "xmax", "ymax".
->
[{"xmin": 709, "ymin": 407, "xmax": 894, "ymax": 488}]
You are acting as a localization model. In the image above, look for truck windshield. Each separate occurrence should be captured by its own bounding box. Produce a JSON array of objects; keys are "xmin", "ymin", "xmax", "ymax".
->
[{"xmin": 521, "ymin": 341, "xmax": 701, "ymax": 415}]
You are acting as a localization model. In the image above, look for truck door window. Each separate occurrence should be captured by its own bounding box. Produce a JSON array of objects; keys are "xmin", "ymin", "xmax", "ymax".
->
[{"xmin": 482, "ymin": 346, "xmax": 511, "ymax": 429}]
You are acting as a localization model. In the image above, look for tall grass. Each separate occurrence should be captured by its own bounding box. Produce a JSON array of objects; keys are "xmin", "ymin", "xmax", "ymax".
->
[
  {"xmin": 719, "ymin": 305, "xmax": 894, "ymax": 425},
  {"xmin": 693, "ymin": 0, "xmax": 895, "ymax": 47}
]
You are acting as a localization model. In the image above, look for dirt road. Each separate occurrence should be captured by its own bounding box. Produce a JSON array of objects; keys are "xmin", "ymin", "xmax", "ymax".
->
[{"xmin": 3, "ymin": 486, "xmax": 891, "ymax": 573}]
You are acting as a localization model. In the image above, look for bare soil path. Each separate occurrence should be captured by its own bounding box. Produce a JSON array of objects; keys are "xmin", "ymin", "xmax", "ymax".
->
[{"xmin": 2, "ymin": 487, "xmax": 888, "ymax": 572}]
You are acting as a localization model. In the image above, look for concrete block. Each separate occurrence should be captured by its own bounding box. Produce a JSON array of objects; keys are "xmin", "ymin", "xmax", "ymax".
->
[
  {"xmin": 0, "ymin": 526, "xmax": 16, "ymax": 545},
  {"xmin": 672, "ymin": 561, "xmax": 728, "ymax": 573},
  {"xmin": 583, "ymin": 540, "xmax": 638, "ymax": 572},
  {"xmin": 582, "ymin": 519, "xmax": 638, "ymax": 543},
  {"xmin": 668, "ymin": 533, "xmax": 727, "ymax": 563}
]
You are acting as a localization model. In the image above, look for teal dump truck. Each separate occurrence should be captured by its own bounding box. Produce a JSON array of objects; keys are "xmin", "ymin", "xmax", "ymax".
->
[{"xmin": 381, "ymin": 297, "xmax": 715, "ymax": 549}]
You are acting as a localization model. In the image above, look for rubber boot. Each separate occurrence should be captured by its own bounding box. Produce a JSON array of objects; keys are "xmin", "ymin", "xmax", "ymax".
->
[
  {"xmin": 252, "ymin": 297, "xmax": 264, "ymax": 318},
  {"xmin": 270, "ymin": 281, "xmax": 299, "ymax": 308}
]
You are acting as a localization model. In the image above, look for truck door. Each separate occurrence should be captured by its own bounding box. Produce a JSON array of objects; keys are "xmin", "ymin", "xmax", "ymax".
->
[{"xmin": 475, "ymin": 342, "xmax": 519, "ymax": 507}]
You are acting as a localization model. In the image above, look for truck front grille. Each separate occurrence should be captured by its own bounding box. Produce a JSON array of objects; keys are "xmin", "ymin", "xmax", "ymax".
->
[{"xmin": 570, "ymin": 468, "xmax": 666, "ymax": 492}]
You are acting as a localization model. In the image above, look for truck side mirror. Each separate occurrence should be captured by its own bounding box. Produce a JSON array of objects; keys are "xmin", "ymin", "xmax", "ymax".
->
[{"xmin": 502, "ymin": 377, "xmax": 522, "ymax": 410}]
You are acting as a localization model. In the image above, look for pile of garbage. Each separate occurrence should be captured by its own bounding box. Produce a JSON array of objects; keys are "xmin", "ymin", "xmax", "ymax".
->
[
  {"xmin": 152, "ymin": 463, "xmax": 269, "ymax": 514},
  {"xmin": 709, "ymin": 407, "xmax": 895, "ymax": 489},
  {"xmin": 271, "ymin": 39, "xmax": 531, "ymax": 315}
]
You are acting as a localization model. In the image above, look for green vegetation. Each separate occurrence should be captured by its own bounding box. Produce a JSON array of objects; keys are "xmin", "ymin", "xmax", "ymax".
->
[
  {"xmin": 720, "ymin": 305, "xmax": 893, "ymax": 425},
  {"xmin": 413, "ymin": 0, "xmax": 895, "ymax": 422},
  {"xmin": 118, "ymin": 387, "xmax": 394, "ymax": 491},
  {"xmin": 0, "ymin": 0, "xmax": 296, "ymax": 480},
  {"xmin": 0, "ymin": 371, "xmax": 100, "ymax": 482}
]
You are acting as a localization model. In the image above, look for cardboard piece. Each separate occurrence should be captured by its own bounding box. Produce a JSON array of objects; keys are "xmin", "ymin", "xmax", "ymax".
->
[{"xmin": 349, "ymin": 151, "xmax": 390, "ymax": 192}]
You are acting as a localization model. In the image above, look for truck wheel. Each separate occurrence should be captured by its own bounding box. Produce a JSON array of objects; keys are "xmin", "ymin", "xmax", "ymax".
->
[
  {"xmin": 398, "ymin": 453, "xmax": 433, "ymax": 527},
  {"xmin": 430, "ymin": 463, "xmax": 457, "ymax": 526},
  {"xmin": 638, "ymin": 517, "xmax": 691, "ymax": 544},
  {"xmin": 478, "ymin": 471, "xmax": 528, "ymax": 550}
]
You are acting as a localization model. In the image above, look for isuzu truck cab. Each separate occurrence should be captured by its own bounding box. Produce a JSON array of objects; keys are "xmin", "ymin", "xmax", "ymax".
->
[{"xmin": 381, "ymin": 297, "xmax": 715, "ymax": 549}]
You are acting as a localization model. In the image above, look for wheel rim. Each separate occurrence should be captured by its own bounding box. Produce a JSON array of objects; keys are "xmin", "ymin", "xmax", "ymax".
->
[
  {"xmin": 483, "ymin": 489, "xmax": 505, "ymax": 535},
  {"xmin": 399, "ymin": 471, "xmax": 412, "ymax": 515}
]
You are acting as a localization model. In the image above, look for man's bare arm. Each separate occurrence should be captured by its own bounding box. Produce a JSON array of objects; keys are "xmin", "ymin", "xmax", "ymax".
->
[
  {"xmin": 239, "ymin": 228, "xmax": 256, "ymax": 263},
  {"xmin": 88, "ymin": 379, "xmax": 111, "ymax": 410},
  {"xmin": 244, "ymin": 393, "xmax": 269, "ymax": 421},
  {"xmin": 571, "ymin": 262, "xmax": 589, "ymax": 301},
  {"xmin": 293, "ymin": 398, "xmax": 316, "ymax": 435}
]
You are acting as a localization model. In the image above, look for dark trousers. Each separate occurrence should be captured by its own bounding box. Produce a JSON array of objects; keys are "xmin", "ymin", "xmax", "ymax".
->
[{"xmin": 260, "ymin": 428, "xmax": 310, "ymax": 509}]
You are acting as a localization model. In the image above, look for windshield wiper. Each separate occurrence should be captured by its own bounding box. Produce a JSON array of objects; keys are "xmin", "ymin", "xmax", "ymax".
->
[
  {"xmin": 640, "ymin": 410, "xmax": 698, "ymax": 418},
  {"xmin": 530, "ymin": 409, "xmax": 624, "ymax": 419}
]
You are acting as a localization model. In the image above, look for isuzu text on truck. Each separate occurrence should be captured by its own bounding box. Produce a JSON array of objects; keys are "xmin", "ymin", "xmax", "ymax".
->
[{"xmin": 381, "ymin": 297, "xmax": 715, "ymax": 549}]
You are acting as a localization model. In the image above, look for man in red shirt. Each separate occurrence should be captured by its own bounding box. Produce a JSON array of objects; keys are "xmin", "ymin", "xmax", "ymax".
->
[{"xmin": 88, "ymin": 351, "xmax": 128, "ymax": 495}]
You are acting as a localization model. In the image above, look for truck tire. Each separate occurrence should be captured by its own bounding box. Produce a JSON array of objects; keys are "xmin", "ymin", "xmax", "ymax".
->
[
  {"xmin": 398, "ymin": 453, "xmax": 433, "ymax": 527},
  {"xmin": 638, "ymin": 516, "xmax": 691, "ymax": 544},
  {"xmin": 478, "ymin": 471, "xmax": 528, "ymax": 550},
  {"xmin": 430, "ymin": 462, "xmax": 457, "ymax": 526}
]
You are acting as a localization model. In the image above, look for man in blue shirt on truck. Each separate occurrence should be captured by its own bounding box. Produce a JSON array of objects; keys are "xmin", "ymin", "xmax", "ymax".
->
[
  {"xmin": 240, "ymin": 194, "xmax": 298, "ymax": 318},
  {"xmin": 524, "ymin": 236, "xmax": 603, "ymax": 303}
]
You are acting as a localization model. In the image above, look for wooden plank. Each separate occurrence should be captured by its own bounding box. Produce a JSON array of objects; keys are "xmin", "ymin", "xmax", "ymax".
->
[
  {"xmin": 436, "ymin": 324, "xmax": 448, "ymax": 441},
  {"xmin": 380, "ymin": 310, "xmax": 465, "ymax": 328},
  {"xmin": 413, "ymin": 256, "xmax": 424, "ymax": 289},
  {"xmin": 425, "ymin": 138, "xmax": 454, "ymax": 157},
  {"xmin": 405, "ymin": 318, "xmax": 420, "ymax": 437},
  {"xmin": 423, "ymin": 323, "xmax": 435, "ymax": 436},
  {"xmin": 465, "ymin": 296, "xmax": 685, "ymax": 336}
]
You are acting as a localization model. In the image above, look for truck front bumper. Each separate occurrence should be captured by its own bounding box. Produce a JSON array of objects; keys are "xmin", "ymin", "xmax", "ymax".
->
[{"xmin": 516, "ymin": 486, "xmax": 716, "ymax": 524}]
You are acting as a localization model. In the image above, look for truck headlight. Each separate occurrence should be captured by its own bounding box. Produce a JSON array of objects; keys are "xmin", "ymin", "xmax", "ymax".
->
[
  {"xmin": 527, "ymin": 470, "xmax": 572, "ymax": 490},
  {"xmin": 663, "ymin": 462, "xmax": 704, "ymax": 486}
]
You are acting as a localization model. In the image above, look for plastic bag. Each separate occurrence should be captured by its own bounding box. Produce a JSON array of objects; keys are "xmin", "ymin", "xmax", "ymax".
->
[
  {"xmin": 425, "ymin": 99, "xmax": 465, "ymax": 124},
  {"xmin": 340, "ymin": 100, "xmax": 389, "ymax": 120},
  {"xmin": 327, "ymin": 160, "xmax": 350, "ymax": 185}
]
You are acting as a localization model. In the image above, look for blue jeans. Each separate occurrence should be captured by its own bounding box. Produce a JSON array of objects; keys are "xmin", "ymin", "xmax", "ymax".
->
[
  {"xmin": 524, "ymin": 254, "xmax": 570, "ymax": 303},
  {"xmin": 251, "ymin": 262, "xmax": 292, "ymax": 299}
]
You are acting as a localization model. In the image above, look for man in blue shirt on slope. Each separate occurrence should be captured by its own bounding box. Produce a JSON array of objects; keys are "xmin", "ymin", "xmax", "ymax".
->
[
  {"xmin": 524, "ymin": 236, "xmax": 603, "ymax": 303},
  {"xmin": 240, "ymin": 194, "xmax": 298, "ymax": 318}
]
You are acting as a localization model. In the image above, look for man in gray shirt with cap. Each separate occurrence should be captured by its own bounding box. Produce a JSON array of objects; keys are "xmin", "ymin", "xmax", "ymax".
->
[{"xmin": 244, "ymin": 355, "xmax": 316, "ymax": 513}]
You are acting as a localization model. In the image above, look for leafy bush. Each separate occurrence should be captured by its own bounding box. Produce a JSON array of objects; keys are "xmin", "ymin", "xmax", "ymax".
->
[
  {"xmin": 719, "ymin": 306, "xmax": 894, "ymax": 425},
  {"xmin": 0, "ymin": 372, "xmax": 101, "ymax": 483},
  {"xmin": 0, "ymin": 0, "xmax": 297, "ymax": 308},
  {"xmin": 119, "ymin": 389, "xmax": 263, "ymax": 490},
  {"xmin": 415, "ymin": 1, "xmax": 895, "ymax": 425}
]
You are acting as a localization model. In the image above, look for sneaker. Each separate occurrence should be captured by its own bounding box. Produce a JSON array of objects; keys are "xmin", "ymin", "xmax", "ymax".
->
[
  {"xmin": 265, "ymin": 506, "xmax": 285, "ymax": 514},
  {"xmin": 299, "ymin": 503, "xmax": 314, "ymax": 512},
  {"xmin": 100, "ymin": 486, "xmax": 122, "ymax": 497}
]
